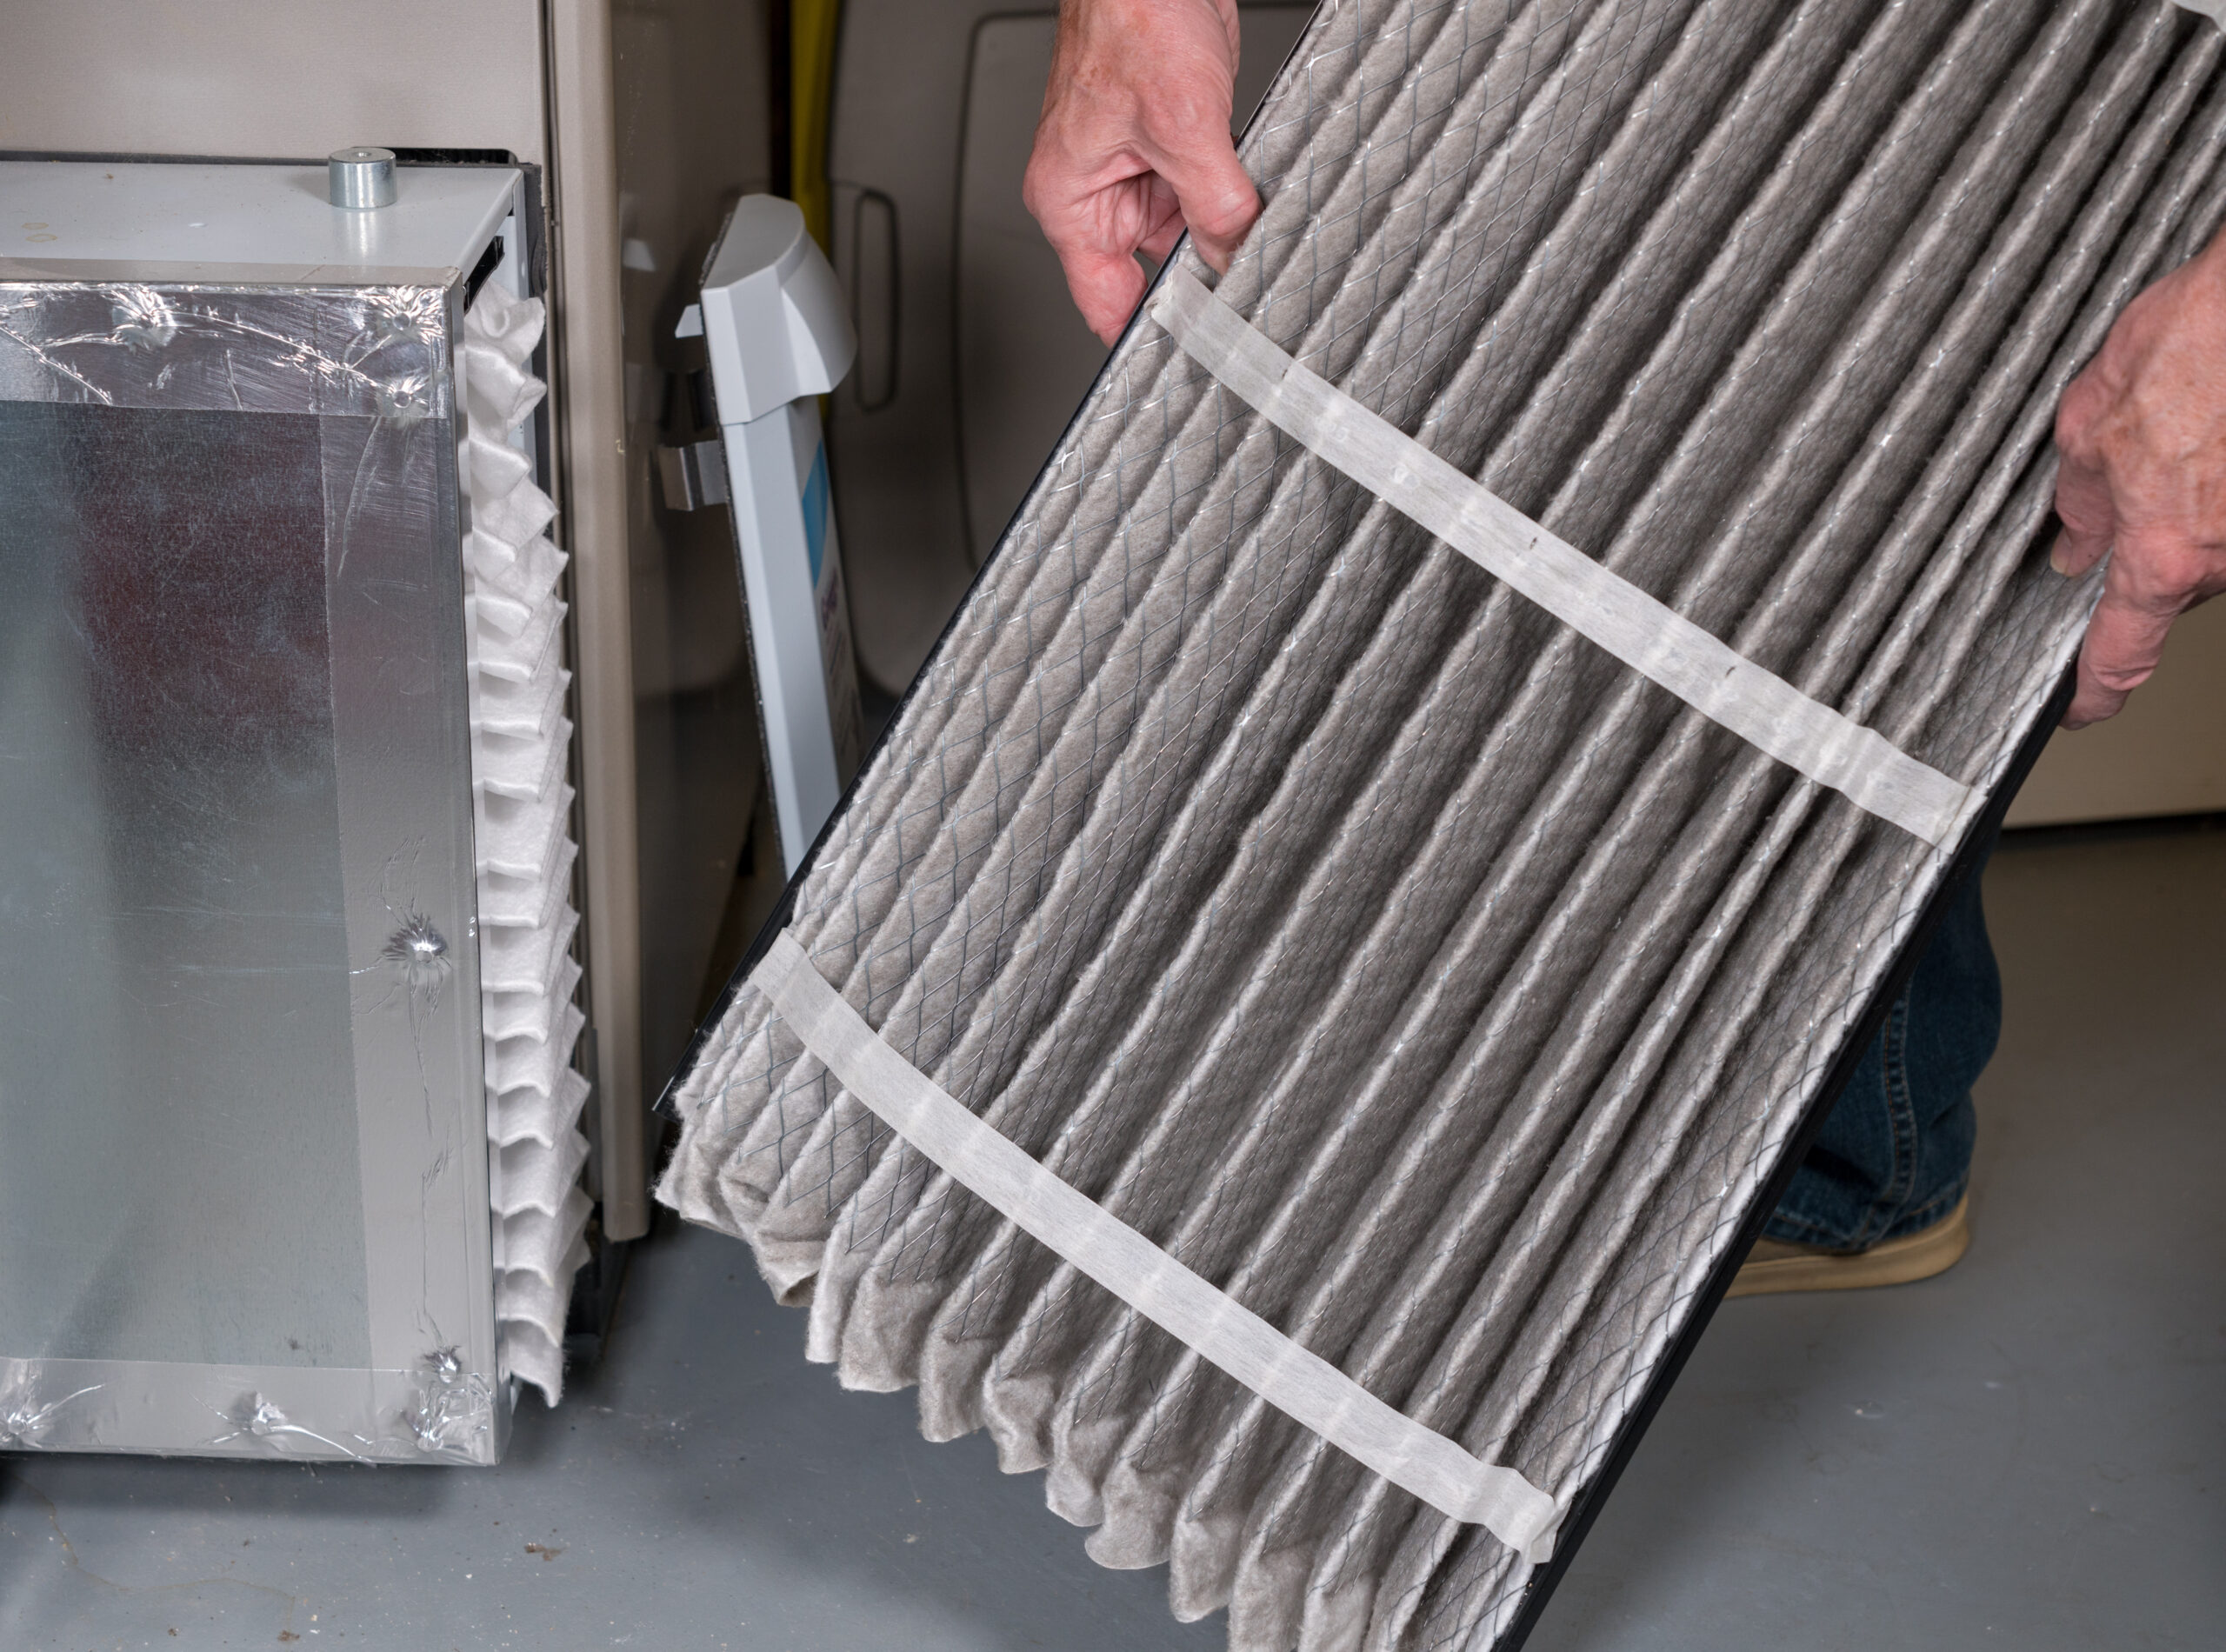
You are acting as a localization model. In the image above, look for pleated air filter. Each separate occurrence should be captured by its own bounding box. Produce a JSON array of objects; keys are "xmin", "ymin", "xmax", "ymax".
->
[
  {"xmin": 661, "ymin": 1, "xmax": 2226, "ymax": 1645},
  {"xmin": 461, "ymin": 283, "xmax": 595, "ymax": 1407}
]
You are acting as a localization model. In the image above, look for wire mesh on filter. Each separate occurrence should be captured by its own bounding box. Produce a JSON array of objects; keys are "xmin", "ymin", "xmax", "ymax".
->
[{"xmin": 661, "ymin": 2, "xmax": 2226, "ymax": 1646}]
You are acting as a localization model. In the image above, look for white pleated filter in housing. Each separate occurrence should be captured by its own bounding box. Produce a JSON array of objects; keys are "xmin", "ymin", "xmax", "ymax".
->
[{"xmin": 460, "ymin": 282, "xmax": 593, "ymax": 1404}]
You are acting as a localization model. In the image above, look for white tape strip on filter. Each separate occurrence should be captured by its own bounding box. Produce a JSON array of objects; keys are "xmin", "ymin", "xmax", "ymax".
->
[
  {"xmin": 750, "ymin": 929, "xmax": 1566, "ymax": 1563},
  {"xmin": 1149, "ymin": 267, "xmax": 1973, "ymax": 849}
]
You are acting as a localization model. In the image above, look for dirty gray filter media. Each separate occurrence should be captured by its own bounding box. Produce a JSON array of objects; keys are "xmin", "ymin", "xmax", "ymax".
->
[{"xmin": 659, "ymin": 2, "xmax": 2226, "ymax": 1648}]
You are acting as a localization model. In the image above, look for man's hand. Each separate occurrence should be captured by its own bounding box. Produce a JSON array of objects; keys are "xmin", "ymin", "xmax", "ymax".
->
[
  {"xmin": 1024, "ymin": 0, "xmax": 1262, "ymax": 345},
  {"xmin": 2052, "ymin": 230, "xmax": 2226, "ymax": 729}
]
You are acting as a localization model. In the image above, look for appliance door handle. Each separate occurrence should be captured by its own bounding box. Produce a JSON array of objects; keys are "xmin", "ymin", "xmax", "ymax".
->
[{"xmin": 844, "ymin": 186, "xmax": 900, "ymax": 412}]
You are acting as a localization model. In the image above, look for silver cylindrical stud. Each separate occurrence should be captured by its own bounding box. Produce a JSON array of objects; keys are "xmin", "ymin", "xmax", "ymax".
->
[{"xmin": 328, "ymin": 147, "xmax": 397, "ymax": 210}]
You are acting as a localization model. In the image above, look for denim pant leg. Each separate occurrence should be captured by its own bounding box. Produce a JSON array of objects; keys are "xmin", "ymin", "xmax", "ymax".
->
[{"xmin": 1766, "ymin": 852, "xmax": 2001, "ymax": 1250}]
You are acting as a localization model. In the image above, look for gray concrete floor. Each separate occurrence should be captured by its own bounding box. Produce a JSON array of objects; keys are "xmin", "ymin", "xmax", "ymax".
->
[
  {"xmin": 1528, "ymin": 822, "xmax": 2226, "ymax": 1652},
  {"xmin": 3, "ymin": 823, "xmax": 2220, "ymax": 1651}
]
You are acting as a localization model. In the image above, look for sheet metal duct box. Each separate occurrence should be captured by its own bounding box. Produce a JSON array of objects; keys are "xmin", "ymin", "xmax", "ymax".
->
[
  {"xmin": 0, "ymin": 158, "xmax": 588, "ymax": 1462},
  {"xmin": 0, "ymin": 0, "xmax": 791, "ymax": 1258}
]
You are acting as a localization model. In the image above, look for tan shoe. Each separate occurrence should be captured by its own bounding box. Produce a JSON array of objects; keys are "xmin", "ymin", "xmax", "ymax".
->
[{"xmin": 1728, "ymin": 1194, "xmax": 1970, "ymax": 1298}]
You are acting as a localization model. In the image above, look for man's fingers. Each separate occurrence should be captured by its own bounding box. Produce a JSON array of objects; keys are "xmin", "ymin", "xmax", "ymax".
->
[
  {"xmin": 1028, "ymin": 164, "xmax": 1176, "ymax": 342},
  {"xmin": 2049, "ymin": 455, "xmax": 2116, "ymax": 576},
  {"xmin": 2049, "ymin": 527, "xmax": 2105, "ymax": 579},
  {"xmin": 2051, "ymin": 366, "xmax": 2117, "ymax": 575},
  {"xmin": 1136, "ymin": 176, "xmax": 1190, "ymax": 264},
  {"xmin": 2049, "ymin": 517, "xmax": 2113, "ymax": 578},
  {"xmin": 2065, "ymin": 636, "xmax": 2137, "ymax": 729},
  {"xmin": 2063, "ymin": 548, "xmax": 2188, "ymax": 728},
  {"xmin": 1056, "ymin": 244, "xmax": 1150, "ymax": 345}
]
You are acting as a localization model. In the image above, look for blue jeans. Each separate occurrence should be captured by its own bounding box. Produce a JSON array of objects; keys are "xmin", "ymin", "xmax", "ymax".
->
[{"xmin": 1766, "ymin": 855, "xmax": 2000, "ymax": 1250}]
